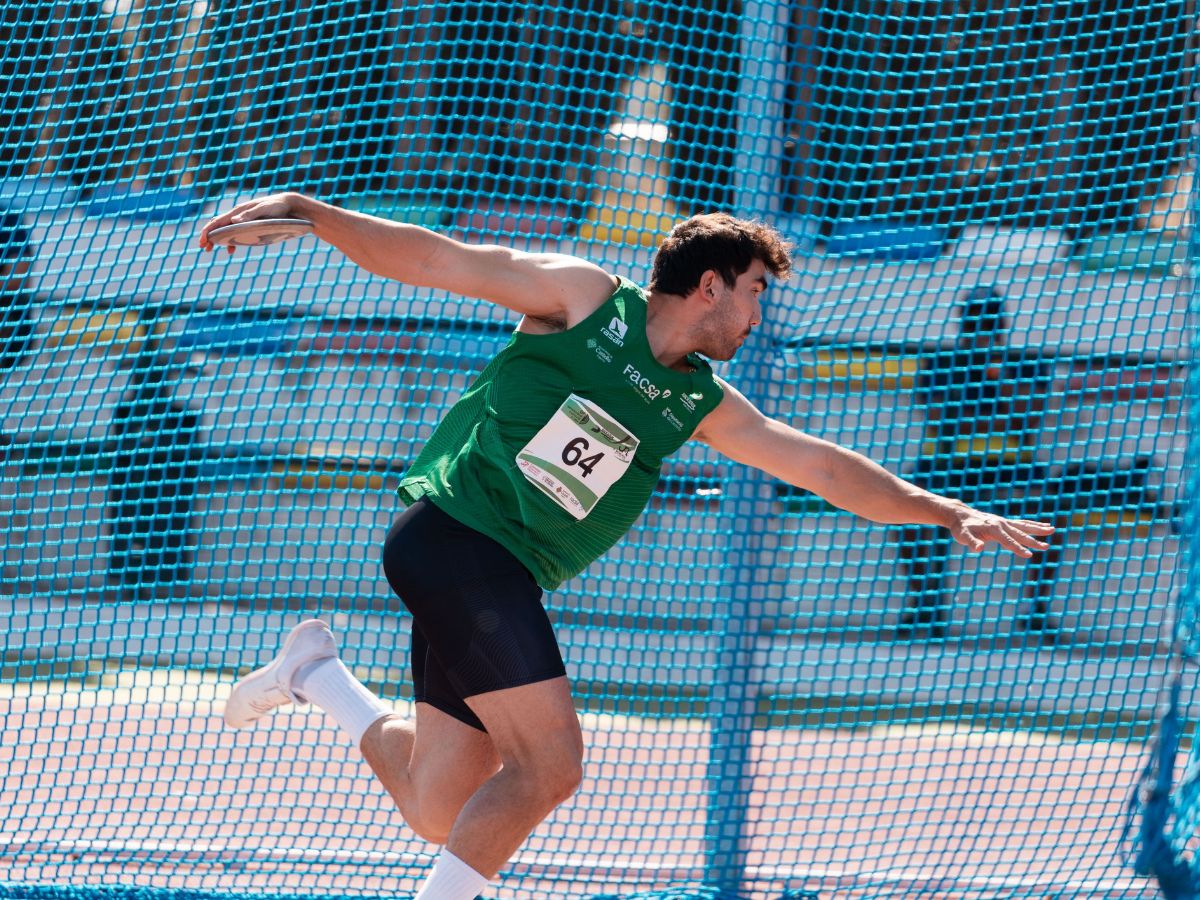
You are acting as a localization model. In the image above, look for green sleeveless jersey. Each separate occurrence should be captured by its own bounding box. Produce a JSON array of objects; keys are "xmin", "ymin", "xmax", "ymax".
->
[{"xmin": 398, "ymin": 277, "xmax": 724, "ymax": 589}]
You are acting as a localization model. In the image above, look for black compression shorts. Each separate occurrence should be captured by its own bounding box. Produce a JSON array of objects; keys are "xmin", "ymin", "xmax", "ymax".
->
[{"xmin": 380, "ymin": 497, "xmax": 567, "ymax": 732}]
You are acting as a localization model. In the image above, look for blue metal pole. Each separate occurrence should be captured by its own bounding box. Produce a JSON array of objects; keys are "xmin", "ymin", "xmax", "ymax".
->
[
  {"xmin": 704, "ymin": 3, "xmax": 799, "ymax": 896},
  {"xmin": 702, "ymin": 327, "xmax": 782, "ymax": 899}
]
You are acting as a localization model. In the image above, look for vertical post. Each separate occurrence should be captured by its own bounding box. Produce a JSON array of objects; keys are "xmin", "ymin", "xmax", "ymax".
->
[
  {"xmin": 1181, "ymin": 182, "xmax": 1200, "ymax": 655},
  {"xmin": 731, "ymin": 0, "xmax": 791, "ymax": 219},
  {"xmin": 702, "ymin": 325, "xmax": 781, "ymax": 898},
  {"xmin": 1125, "ymin": 171, "xmax": 1200, "ymax": 898},
  {"xmin": 703, "ymin": 4, "xmax": 792, "ymax": 897}
]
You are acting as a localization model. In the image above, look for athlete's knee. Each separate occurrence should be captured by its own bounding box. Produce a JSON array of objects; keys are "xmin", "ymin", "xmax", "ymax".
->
[
  {"xmin": 513, "ymin": 731, "xmax": 584, "ymax": 808},
  {"xmin": 542, "ymin": 757, "xmax": 584, "ymax": 807}
]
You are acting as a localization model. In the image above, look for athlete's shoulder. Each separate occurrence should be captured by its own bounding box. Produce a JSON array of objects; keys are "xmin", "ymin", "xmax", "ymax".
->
[
  {"xmin": 523, "ymin": 254, "xmax": 619, "ymax": 327},
  {"xmin": 514, "ymin": 258, "xmax": 619, "ymax": 333},
  {"xmin": 566, "ymin": 269, "xmax": 624, "ymax": 327}
]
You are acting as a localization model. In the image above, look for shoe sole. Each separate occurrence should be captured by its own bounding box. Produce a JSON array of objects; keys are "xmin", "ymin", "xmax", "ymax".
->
[{"xmin": 224, "ymin": 619, "xmax": 332, "ymax": 729}]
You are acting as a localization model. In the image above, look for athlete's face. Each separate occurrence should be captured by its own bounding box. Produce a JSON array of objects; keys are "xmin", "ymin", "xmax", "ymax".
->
[{"xmin": 699, "ymin": 259, "xmax": 768, "ymax": 361}]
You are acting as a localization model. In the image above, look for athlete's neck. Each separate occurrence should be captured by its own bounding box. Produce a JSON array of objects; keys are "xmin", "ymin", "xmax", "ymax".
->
[{"xmin": 645, "ymin": 290, "xmax": 698, "ymax": 372}]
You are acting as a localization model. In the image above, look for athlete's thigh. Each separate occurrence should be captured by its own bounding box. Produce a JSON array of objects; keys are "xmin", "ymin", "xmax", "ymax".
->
[
  {"xmin": 464, "ymin": 676, "xmax": 583, "ymax": 769},
  {"xmin": 385, "ymin": 499, "xmax": 567, "ymax": 709}
]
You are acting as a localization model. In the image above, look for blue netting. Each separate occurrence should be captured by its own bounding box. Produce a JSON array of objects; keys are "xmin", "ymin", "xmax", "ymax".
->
[{"xmin": 0, "ymin": 2, "xmax": 1195, "ymax": 899}]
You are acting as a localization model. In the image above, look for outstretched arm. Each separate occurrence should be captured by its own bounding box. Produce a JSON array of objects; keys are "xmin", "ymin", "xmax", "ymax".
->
[
  {"xmin": 198, "ymin": 192, "xmax": 616, "ymax": 325},
  {"xmin": 693, "ymin": 379, "xmax": 1054, "ymax": 556}
]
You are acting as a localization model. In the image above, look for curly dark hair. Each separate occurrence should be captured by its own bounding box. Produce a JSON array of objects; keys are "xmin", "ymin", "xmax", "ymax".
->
[{"xmin": 648, "ymin": 213, "xmax": 794, "ymax": 296}]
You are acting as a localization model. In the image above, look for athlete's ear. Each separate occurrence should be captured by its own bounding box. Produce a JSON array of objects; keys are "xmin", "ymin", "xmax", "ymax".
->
[{"xmin": 697, "ymin": 269, "xmax": 722, "ymax": 303}]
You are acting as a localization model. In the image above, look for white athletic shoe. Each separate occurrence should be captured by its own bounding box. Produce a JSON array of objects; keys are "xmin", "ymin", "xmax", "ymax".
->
[{"xmin": 224, "ymin": 619, "xmax": 338, "ymax": 729}]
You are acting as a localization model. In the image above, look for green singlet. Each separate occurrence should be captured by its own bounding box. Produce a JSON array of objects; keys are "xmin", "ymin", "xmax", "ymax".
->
[{"xmin": 398, "ymin": 277, "xmax": 724, "ymax": 590}]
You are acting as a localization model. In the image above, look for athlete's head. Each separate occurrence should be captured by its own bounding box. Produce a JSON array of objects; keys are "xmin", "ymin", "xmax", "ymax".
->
[
  {"xmin": 649, "ymin": 213, "xmax": 793, "ymax": 298},
  {"xmin": 649, "ymin": 214, "xmax": 794, "ymax": 361}
]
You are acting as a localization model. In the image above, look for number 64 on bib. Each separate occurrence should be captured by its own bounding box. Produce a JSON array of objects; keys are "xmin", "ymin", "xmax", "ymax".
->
[{"xmin": 516, "ymin": 394, "xmax": 640, "ymax": 520}]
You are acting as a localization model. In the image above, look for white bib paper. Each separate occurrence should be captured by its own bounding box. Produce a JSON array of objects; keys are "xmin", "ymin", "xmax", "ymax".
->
[{"xmin": 516, "ymin": 394, "xmax": 640, "ymax": 520}]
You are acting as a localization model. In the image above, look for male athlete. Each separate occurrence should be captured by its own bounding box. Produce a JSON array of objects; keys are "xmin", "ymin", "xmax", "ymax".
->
[{"xmin": 199, "ymin": 194, "xmax": 1053, "ymax": 900}]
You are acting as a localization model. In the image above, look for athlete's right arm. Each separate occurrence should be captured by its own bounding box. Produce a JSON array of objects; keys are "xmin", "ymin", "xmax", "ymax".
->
[{"xmin": 198, "ymin": 192, "xmax": 615, "ymax": 325}]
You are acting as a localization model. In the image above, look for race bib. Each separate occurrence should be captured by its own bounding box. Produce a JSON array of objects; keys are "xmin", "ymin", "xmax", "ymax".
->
[{"xmin": 516, "ymin": 394, "xmax": 640, "ymax": 520}]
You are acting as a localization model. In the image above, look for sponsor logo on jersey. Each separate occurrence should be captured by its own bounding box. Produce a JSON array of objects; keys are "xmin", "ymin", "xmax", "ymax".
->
[
  {"xmin": 624, "ymin": 364, "xmax": 667, "ymax": 401},
  {"xmin": 661, "ymin": 408, "xmax": 685, "ymax": 430},
  {"xmin": 601, "ymin": 317, "xmax": 628, "ymax": 346},
  {"xmin": 586, "ymin": 338, "xmax": 613, "ymax": 363}
]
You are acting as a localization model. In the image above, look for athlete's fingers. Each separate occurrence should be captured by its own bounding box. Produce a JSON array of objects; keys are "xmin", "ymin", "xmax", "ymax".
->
[
  {"xmin": 1004, "ymin": 522, "xmax": 1050, "ymax": 550},
  {"xmin": 955, "ymin": 517, "xmax": 1048, "ymax": 556},
  {"xmin": 999, "ymin": 520, "xmax": 1055, "ymax": 555},
  {"xmin": 199, "ymin": 194, "xmax": 295, "ymax": 251},
  {"xmin": 1009, "ymin": 518, "xmax": 1056, "ymax": 534},
  {"xmin": 984, "ymin": 523, "xmax": 1030, "ymax": 556},
  {"xmin": 955, "ymin": 528, "xmax": 987, "ymax": 553}
]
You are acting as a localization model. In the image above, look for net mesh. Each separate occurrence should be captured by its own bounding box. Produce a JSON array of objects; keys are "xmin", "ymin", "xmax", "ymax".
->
[{"xmin": 0, "ymin": 1, "xmax": 1194, "ymax": 898}]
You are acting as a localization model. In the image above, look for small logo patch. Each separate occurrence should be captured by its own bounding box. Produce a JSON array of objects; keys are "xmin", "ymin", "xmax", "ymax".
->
[{"xmin": 601, "ymin": 317, "xmax": 628, "ymax": 346}]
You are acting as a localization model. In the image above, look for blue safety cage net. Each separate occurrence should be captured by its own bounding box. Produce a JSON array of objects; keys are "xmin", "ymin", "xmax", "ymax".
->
[{"xmin": 0, "ymin": 2, "xmax": 1196, "ymax": 899}]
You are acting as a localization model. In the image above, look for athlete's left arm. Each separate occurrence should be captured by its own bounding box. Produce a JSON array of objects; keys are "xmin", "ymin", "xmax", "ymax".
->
[{"xmin": 692, "ymin": 378, "xmax": 1054, "ymax": 557}]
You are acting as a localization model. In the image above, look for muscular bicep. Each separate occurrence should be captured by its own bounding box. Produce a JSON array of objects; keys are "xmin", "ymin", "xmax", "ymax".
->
[{"xmin": 425, "ymin": 239, "xmax": 617, "ymax": 324}]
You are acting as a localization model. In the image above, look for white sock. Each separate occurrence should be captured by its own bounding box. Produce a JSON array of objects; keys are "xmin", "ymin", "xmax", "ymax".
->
[
  {"xmin": 414, "ymin": 849, "xmax": 489, "ymax": 900},
  {"xmin": 293, "ymin": 657, "xmax": 391, "ymax": 746}
]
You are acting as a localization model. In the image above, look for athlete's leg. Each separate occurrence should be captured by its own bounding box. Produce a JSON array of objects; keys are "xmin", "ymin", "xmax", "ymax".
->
[
  {"xmin": 359, "ymin": 702, "xmax": 501, "ymax": 845},
  {"xmin": 225, "ymin": 622, "xmax": 504, "ymax": 845},
  {"xmin": 354, "ymin": 612, "xmax": 503, "ymax": 842},
  {"xmin": 440, "ymin": 676, "xmax": 584, "ymax": 879},
  {"xmin": 376, "ymin": 497, "xmax": 578, "ymax": 884}
]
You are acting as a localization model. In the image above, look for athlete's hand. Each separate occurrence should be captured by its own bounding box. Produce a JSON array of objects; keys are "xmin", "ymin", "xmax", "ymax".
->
[
  {"xmin": 198, "ymin": 192, "xmax": 306, "ymax": 254},
  {"xmin": 946, "ymin": 503, "xmax": 1055, "ymax": 557}
]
